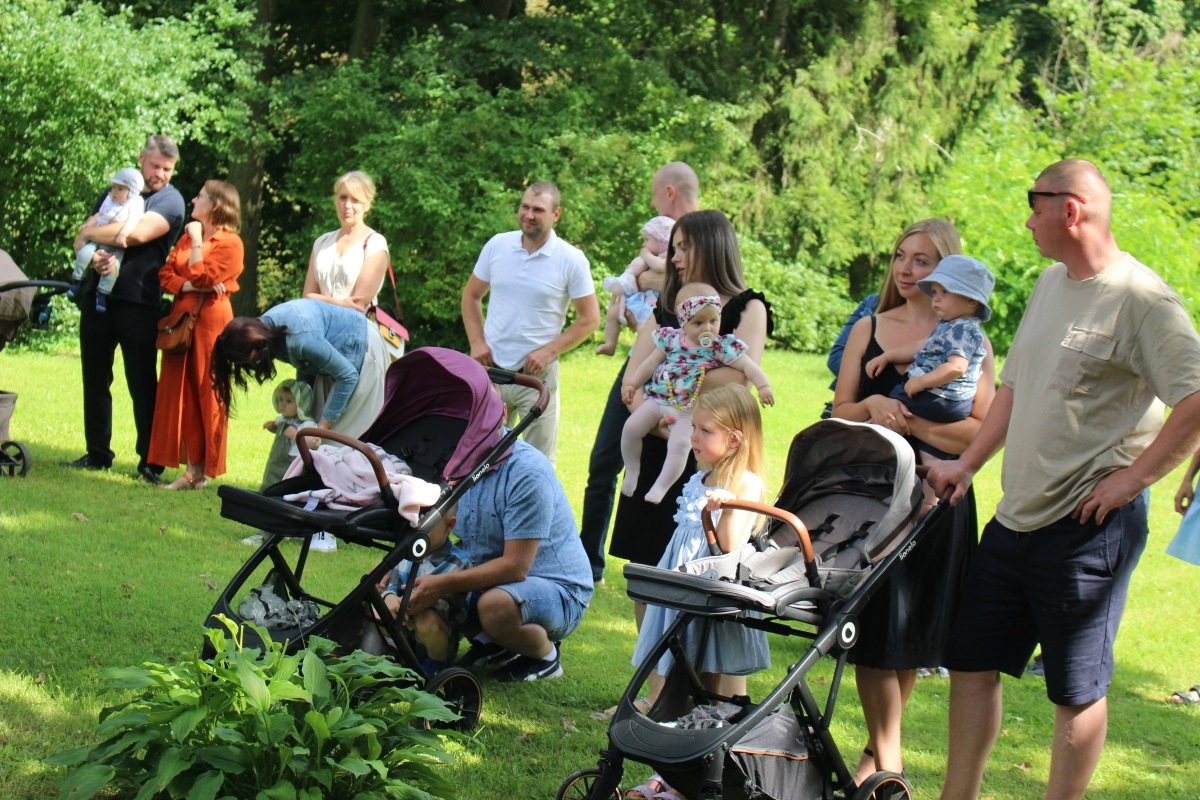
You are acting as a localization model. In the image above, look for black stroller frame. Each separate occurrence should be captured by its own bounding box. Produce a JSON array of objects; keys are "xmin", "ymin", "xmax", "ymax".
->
[
  {"xmin": 0, "ymin": 278, "xmax": 71, "ymax": 477},
  {"xmin": 562, "ymin": 419, "xmax": 948, "ymax": 800},
  {"xmin": 209, "ymin": 349, "xmax": 549, "ymax": 732}
]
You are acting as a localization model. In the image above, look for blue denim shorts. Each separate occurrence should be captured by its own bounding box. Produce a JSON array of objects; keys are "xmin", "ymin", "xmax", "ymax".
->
[
  {"xmin": 471, "ymin": 575, "xmax": 585, "ymax": 643},
  {"xmin": 943, "ymin": 493, "xmax": 1147, "ymax": 706}
]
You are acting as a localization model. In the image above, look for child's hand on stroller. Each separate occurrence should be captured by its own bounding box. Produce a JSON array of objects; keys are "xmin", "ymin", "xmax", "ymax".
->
[
  {"xmin": 704, "ymin": 488, "xmax": 736, "ymax": 513},
  {"xmin": 383, "ymin": 593, "xmax": 402, "ymax": 619}
]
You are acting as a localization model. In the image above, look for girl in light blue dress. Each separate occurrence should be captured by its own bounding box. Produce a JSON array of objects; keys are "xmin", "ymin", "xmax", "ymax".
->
[
  {"xmin": 630, "ymin": 383, "xmax": 771, "ymax": 695},
  {"xmin": 626, "ymin": 384, "xmax": 771, "ymax": 800}
]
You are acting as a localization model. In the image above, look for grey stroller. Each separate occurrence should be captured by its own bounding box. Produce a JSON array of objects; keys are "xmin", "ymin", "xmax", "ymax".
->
[
  {"xmin": 0, "ymin": 248, "xmax": 70, "ymax": 476},
  {"xmin": 560, "ymin": 418, "xmax": 947, "ymax": 800}
]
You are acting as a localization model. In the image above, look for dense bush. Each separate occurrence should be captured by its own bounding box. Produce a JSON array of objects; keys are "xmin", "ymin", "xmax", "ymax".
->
[
  {"xmin": 4, "ymin": 1, "xmax": 1198, "ymax": 358},
  {"xmin": 45, "ymin": 617, "xmax": 457, "ymax": 800}
]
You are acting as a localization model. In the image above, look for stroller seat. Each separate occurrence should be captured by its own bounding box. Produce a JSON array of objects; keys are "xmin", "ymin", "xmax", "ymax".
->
[
  {"xmin": 624, "ymin": 419, "xmax": 921, "ymax": 629},
  {"xmin": 217, "ymin": 414, "xmax": 469, "ymax": 541}
]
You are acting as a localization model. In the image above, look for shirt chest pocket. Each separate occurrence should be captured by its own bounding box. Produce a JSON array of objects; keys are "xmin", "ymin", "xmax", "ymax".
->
[{"xmin": 1050, "ymin": 327, "xmax": 1115, "ymax": 396}]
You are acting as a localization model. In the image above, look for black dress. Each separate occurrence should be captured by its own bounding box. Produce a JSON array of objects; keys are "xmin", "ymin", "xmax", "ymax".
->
[
  {"xmin": 846, "ymin": 316, "xmax": 978, "ymax": 669},
  {"xmin": 609, "ymin": 289, "xmax": 774, "ymax": 566}
]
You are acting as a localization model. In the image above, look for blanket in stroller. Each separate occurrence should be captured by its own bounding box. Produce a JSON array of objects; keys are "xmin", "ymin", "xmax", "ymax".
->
[{"xmin": 282, "ymin": 441, "xmax": 441, "ymax": 522}]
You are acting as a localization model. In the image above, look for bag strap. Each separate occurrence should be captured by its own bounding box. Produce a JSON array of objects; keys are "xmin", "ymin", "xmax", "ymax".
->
[
  {"xmin": 188, "ymin": 293, "xmax": 207, "ymax": 318},
  {"xmin": 363, "ymin": 233, "xmax": 404, "ymax": 322}
]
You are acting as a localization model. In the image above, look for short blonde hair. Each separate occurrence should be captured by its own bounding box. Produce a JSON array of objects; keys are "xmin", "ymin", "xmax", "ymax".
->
[
  {"xmin": 334, "ymin": 170, "xmax": 376, "ymax": 211},
  {"xmin": 204, "ymin": 180, "xmax": 241, "ymax": 233}
]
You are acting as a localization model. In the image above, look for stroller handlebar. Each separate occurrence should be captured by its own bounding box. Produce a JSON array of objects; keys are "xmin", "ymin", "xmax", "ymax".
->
[
  {"xmin": 293, "ymin": 427, "xmax": 395, "ymax": 505},
  {"xmin": 701, "ymin": 499, "xmax": 815, "ymax": 564},
  {"xmin": 486, "ymin": 368, "xmax": 549, "ymax": 415}
]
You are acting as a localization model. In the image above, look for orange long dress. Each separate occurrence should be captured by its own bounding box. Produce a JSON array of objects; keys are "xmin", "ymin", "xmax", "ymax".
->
[{"xmin": 148, "ymin": 229, "xmax": 244, "ymax": 477}]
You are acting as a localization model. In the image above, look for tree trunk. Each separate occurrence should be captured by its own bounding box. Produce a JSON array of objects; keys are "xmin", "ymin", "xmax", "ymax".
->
[
  {"xmin": 475, "ymin": 0, "xmax": 516, "ymax": 22},
  {"xmin": 228, "ymin": 0, "xmax": 277, "ymax": 317},
  {"xmin": 349, "ymin": 0, "xmax": 381, "ymax": 59}
]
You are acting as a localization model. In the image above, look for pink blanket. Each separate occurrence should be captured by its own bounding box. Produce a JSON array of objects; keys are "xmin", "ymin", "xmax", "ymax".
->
[{"xmin": 282, "ymin": 442, "xmax": 441, "ymax": 524}]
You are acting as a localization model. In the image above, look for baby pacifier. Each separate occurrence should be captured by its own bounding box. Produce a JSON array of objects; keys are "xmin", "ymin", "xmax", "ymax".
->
[{"xmin": 697, "ymin": 332, "xmax": 715, "ymax": 348}]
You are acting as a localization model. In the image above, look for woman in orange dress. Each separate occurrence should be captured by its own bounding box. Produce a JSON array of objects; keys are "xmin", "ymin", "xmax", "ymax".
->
[{"xmin": 149, "ymin": 180, "xmax": 244, "ymax": 490}]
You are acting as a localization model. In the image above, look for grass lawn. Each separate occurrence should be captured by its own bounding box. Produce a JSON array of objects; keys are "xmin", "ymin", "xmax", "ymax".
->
[{"xmin": 0, "ymin": 344, "xmax": 1197, "ymax": 799}]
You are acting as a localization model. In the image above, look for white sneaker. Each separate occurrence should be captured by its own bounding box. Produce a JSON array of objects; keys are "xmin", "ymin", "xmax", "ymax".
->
[{"xmin": 310, "ymin": 531, "xmax": 337, "ymax": 552}]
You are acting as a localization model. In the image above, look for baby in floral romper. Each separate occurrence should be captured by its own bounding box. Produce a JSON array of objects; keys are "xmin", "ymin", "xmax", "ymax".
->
[{"xmin": 620, "ymin": 282, "xmax": 774, "ymax": 504}]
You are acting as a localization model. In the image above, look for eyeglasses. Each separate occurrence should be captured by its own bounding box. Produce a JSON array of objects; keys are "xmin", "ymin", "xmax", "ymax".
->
[{"xmin": 1027, "ymin": 189, "xmax": 1086, "ymax": 209}]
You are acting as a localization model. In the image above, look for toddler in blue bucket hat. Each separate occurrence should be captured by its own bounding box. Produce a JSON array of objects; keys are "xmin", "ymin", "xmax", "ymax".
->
[{"xmin": 866, "ymin": 254, "xmax": 994, "ymax": 425}]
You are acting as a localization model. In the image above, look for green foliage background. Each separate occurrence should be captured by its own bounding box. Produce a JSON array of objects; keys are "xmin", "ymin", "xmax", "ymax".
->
[{"xmin": 2, "ymin": 0, "xmax": 1198, "ymax": 355}]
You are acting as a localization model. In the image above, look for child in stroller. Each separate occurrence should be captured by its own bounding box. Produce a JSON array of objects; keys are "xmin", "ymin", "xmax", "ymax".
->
[{"xmin": 376, "ymin": 507, "xmax": 470, "ymax": 675}]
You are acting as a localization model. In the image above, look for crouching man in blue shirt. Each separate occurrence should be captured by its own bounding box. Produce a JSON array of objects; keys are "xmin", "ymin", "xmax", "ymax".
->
[{"xmin": 405, "ymin": 437, "xmax": 594, "ymax": 682}]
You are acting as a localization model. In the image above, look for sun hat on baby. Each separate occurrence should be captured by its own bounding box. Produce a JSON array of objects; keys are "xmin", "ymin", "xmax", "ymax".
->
[
  {"xmin": 109, "ymin": 167, "xmax": 145, "ymax": 195},
  {"xmin": 917, "ymin": 255, "xmax": 995, "ymax": 322}
]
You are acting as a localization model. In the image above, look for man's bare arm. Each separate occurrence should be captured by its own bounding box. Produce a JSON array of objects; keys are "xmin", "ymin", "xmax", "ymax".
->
[{"xmin": 82, "ymin": 211, "xmax": 170, "ymax": 248}]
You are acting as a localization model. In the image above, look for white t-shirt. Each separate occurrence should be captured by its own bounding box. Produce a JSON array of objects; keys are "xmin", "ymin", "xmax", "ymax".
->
[
  {"xmin": 96, "ymin": 191, "xmax": 145, "ymax": 227},
  {"xmin": 310, "ymin": 229, "xmax": 389, "ymax": 306},
  {"xmin": 473, "ymin": 229, "xmax": 593, "ymax": 370},
  {"xmin": 998, "ymin": 254, "xmax": 1200, "ymax": 531}
]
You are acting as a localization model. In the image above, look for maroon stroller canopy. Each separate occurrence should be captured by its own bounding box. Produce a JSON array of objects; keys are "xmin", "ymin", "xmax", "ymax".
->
[{"xmin": 360, "ymin": 347, "xmax": 506, "ymax": 481}]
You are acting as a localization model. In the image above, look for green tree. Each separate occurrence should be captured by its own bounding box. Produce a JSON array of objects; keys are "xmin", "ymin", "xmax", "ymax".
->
[{"xmin": 0, "ymin": 0, "xmax": 253, "ymax": 280}]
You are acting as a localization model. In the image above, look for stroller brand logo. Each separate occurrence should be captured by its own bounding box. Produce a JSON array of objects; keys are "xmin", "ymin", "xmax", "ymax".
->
[
  {"xmin": 897, "ymin": 539, "xmax": 918, "ymax": 561},
  {"xmin": 471, "ymin": 462, "xmax": 490, "ymax": 483}
]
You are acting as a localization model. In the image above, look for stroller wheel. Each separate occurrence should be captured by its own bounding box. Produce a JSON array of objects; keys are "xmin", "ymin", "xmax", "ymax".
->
[
  {"xmin": 557, "ymin": 768, "xmax": 622, "ymax": 800},
  {"xmin": 422, "ymin": 667, "xmax": 483, "ymax": 732},
  {"xmin": 0, "ymin": 441, "xmax": 30, "ymax": 477},
  {"xmin": 852, "ymin": 771, "xmax": 912, "ymax": 800}
]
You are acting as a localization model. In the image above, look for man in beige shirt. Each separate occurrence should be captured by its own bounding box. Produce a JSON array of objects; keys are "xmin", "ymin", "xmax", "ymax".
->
[{"xmin": 930, "ymin": 159, "xmax": 1200, "ymax": 800}]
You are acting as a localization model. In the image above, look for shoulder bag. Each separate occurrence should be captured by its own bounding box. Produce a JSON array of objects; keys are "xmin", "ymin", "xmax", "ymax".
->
[
  {"xmin": 156, "ymin": 297, "xmax": 204, "ymax": 355},
  {"xmin": 362, "ymin": 234, "xmax": 409, "ymax": 361}
]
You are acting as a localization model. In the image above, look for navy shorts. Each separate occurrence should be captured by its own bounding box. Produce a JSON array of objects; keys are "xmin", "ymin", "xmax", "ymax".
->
[
  {"xmin": 890, "ymin": 384, "xmax": 972, "ymax": 423},
  {"xmin": 943, "ymin": 493, "xmax": 1147, "ymax": 706}
]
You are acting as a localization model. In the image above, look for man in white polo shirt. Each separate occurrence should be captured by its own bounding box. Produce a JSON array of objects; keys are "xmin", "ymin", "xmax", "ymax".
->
[{"xmin": 462, "ymin": 181, "xmax": 599, "ymax": 465}]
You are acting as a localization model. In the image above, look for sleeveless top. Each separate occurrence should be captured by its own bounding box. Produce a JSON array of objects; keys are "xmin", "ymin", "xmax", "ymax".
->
[
  {"xmin": 847, "ymin": 315, "xmax": 978, "ymax": 670},
  {"xmin": 858, "ymin": 315, "xmax": 906, "ymax": 398},
  {"xmin": 611, "ymin": 288, "xmax": 774, "ymax": 566},
  {"xmin": 655, "ymin": 288, "xmax": 775, "ymax": 339}
]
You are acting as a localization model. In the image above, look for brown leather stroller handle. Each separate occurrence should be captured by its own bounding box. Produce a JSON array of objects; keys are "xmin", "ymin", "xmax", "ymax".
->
[
  {"xmin": 486, "ymin": 368, "xmax": 549, "ymax": 415},
  {"xmin": 293, "ymin": 427, "xmax": 391, "ymax": 491},
  {"xmin": 700, "ymin": 499, "xmax": 814, "ymax": 562}
]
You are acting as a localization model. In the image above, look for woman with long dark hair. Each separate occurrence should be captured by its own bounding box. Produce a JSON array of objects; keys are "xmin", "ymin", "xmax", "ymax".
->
[
  {"xmin": 211, "ymin": 298, "xmax": 386, "ymax": 438},
  {"xmin": 609, "ymin": 210, "xmax": 773, "ymax": 621}
]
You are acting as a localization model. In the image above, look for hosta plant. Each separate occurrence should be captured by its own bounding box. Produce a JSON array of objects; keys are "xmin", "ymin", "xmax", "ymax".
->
[{"xmin": 45, "ymin": 615, "xmax": 459, "ymax": 800}]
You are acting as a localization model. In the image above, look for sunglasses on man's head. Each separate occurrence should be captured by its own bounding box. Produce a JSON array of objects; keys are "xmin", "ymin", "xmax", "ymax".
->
[{"xmin": 1027, "ymin": 189, "xmax": 1087, "ymax": 209}]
